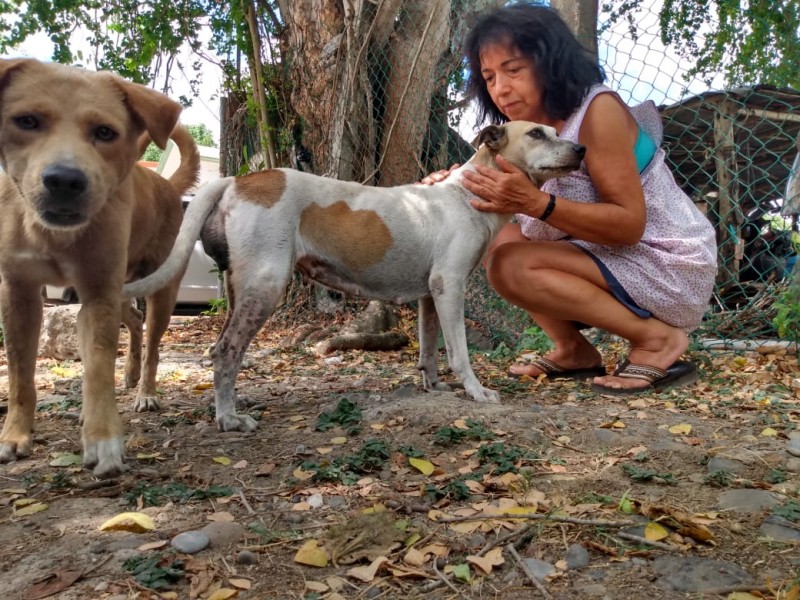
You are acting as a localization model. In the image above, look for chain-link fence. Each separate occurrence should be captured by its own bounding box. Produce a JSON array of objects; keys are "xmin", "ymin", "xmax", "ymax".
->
[{"xmin": 225, "ymin": 1, "xmax": 799, "ymax": 348}]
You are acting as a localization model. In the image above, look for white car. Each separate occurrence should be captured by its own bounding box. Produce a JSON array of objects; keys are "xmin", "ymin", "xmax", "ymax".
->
[{"xmin": 44, "ymin": 198, "xmax": 223, "ymax": 314}]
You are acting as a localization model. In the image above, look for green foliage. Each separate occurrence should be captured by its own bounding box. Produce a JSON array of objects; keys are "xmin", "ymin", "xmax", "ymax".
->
[
  {"xmin": 601, "ymin": 0, "xmax": 800, "ymax": 88},
  {"xmin": 316, "ymin": 398, "xmax": 363, "ymax": 435},
  {"xmin": 201, "ymin": 297, "xmax": 228, "ymax": 316},
  {"xmin": 433, "ymin": 419, "xmax": 496, "ymax": 446},
  {"xmin": 124, "ymin": 482, "xmax": 233, "ymax": 507},
  {"xmin": 516, "ymin": 326, "xmax": 554, "ymax": 354},
  {"xmin": 477, "ymin": 442, "xmax": 538, "ymax": 474},
  {"xmin": 621, "ymin": 463, "xmax": 676, "ymax": 484},
  {"xmin": 773, "ymin": 282, "xmax": 800, "ymax": 344},
  {"xmin": 703, "ymin": 469, "xmax": 734, "ymax": 488},
  {"xmin": 773, "ymin": 500, "xmax": 800, "ymax": 522},
  {"xmin": 123, "ymin": 553, "xmax": 186, "ymax": 590},
  {"xmin": 187, "ymin": 123, "xmax": 217, "ymax": 147},
  {"xmin": 301, "ymin": 438, "xmax": 391, "ymax": 485}
]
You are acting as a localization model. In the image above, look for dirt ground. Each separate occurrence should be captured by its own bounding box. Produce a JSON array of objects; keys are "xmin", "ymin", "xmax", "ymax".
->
[{"xmin": 0, "ymin": 309, "xmax": 799, "ymax": 600}]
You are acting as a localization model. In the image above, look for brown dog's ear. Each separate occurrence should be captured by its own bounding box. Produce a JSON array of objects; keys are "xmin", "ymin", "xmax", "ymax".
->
[
  {"xmin": 110, "ymin": 76, "xmax": 182, "ymax": 149},
  {"xmin": 476, "ymin": 124, "xmax": 507, "ymax": 151},
  {"xmin": 0, "ymin": 58, "xmax": 34, "ymax": 92}
]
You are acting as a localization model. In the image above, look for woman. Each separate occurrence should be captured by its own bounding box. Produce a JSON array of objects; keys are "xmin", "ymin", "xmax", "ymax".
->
[{"xmin": 428, "ymin": 3, "xmax": 717, "ymax": 394}]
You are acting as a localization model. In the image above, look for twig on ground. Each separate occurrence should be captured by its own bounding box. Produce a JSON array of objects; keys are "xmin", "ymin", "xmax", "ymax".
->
[
  {"xmin": 439, "ymin": 513, "xmax": 636, "ymax": 528},
  {"xmin": 615, "ymin": 532, "xmax": 681, "ymax": 552},
  {"xmin": 506, "ymin": 544, "xmax": 553, "ymax": 599},
  {"xmin": 432, "ymin": 559, "xmax": 467, "ymax": 598},
  {"xmin": 478, "ymin": 523, "xmax": 536, "ymax": 556}
]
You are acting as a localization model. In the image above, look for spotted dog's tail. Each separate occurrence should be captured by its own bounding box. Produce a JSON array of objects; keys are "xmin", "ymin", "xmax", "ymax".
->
[{"xmin": 123, "ymin": 177, "xmax": 233, "ymax": 299}]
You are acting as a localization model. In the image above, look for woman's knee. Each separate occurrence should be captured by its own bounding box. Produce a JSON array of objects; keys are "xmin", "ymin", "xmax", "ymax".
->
[{"xmin": 485, "ymin": 243, "xmax": 528, "ymax": 295}]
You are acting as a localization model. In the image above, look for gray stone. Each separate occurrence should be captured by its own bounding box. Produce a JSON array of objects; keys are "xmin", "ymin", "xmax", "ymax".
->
[
  {"xmin": 521, "ymin": 558, "xmax": 556, "ymax": 581},
  {"xmin": 717, "ymin": 489, "xmax": 783, "ymax": 513},
  {"xmin": 759, "ymin": 515, "xmax": 800, "ymax": 543},
  {"xmin": 785, "ymin": 457, "xmax": 800, "ymax": 473},
  {"xmin": 235, "ymin": 550, "xmax": 258, "ymax": 565},
  {"xmin": 706, "ymin": 457, "xmax": 747, "ymax": 474},
  {"xmin": 653, "ymin": 556, "xmax": 754, "ymax": 592},
  {"xmin": 200, "ymin": 521, "xmax": 245, "ymax": 548},
  {"xmin": 39, "ymin": 305, "xmax": 81, "ymax": 360},
  {"xmin": 593, "ymin": 429, "xmax": 619, "ymax": 444},
  {"xmin": 577, "ymin": 583, "xmax": 607, "ymax": 597},
  {"xmin": 564, "ymin": 544, "xmax": 590, "ymax": 570},
  {"xmin": 788, "ymin": 432, "xmax": 800, "ymax": 457},
  {"xmin": 171, "ymin": 530, "xmax": 210, "ymax": 554}
]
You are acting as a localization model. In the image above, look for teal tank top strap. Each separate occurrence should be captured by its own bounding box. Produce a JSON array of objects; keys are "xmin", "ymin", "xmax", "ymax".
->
[{"xmin": 634, "ymin": 125, "xmax": 657, "ymax": 173}]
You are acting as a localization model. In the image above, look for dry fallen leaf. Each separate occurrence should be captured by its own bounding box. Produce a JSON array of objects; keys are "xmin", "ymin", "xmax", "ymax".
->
[
  {"xmin": 466, "ymin": 546, "xmax": 505, "ymax": 575},
  {"xmin": 346, "ymin": 556, "xmax": 389, "ymax": 582},
  {"xmin": 644, "ymin": 522, "xmax": 670, "ymax": 541},
  {"xmin": 207, "ymin": 589, "xmax": 237, "ymax": 600},
  {"xmin": 408, "ymin": 457, "xmax": 435, "ymax": 475},
  {"xmin": 98, "ymin": 512, "xmax": 155, "ymax": 533},
  {"xmin": 668, "ymin": 423, "xmax": 692, "ymax": 435},
  {"xmin": 294, "ymin": 540, "xmax": 330, "ymax": 567}
]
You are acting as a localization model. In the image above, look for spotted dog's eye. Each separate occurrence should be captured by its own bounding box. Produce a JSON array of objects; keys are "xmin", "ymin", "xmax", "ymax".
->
[
  {"xmin": 95, "ymin": 125, "xmax": 118, "ymax": 142},
  {"xmin": 13, "ymin": 115, "xmax": 39, "ymax": 130},
  {"xmin": 527, "ymin": 127, "xmax": 545, "ymax": 140}
]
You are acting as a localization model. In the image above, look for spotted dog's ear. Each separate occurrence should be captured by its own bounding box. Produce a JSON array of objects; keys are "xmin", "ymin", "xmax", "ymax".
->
[{"xmin": 476, "ymin": 124, "xmax": 508, "ymax": 151}]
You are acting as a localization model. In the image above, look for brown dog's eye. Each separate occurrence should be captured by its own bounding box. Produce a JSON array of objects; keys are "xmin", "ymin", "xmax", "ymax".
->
[
  {"xmin": 13, "ymin": 115, "xmax": 39, "ymax": 130},
  {"xmin": 95, "ymin": 125, "xmax": 118, "ymax": 142}
]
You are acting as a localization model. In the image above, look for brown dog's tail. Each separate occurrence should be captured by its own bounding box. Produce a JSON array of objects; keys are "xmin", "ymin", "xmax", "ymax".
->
[
  {"xmin": 166, "ymin": 125, "xmax": 201, "ymax": 196},
  {"xmin": 123, "ymin": 177, "xmax": 232, "ymax": 299},
  {"xmin": 137, "ymin": 125, "xmax": 201, "ymax": 196}
]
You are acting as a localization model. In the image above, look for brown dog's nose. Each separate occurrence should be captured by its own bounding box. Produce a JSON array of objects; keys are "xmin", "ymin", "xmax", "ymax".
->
[{"xmin": 42, "ymin": 165, "xmax": 88, "ymax": 199}]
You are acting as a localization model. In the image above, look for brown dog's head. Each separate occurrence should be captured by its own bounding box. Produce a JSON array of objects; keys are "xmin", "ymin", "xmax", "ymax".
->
[
  {"xmin": 473, "ymin": 121, "xmax": 585, "ymax": 187},
  {"xmin": 0, "ymin": 58, "xmax": 182, "ymax": 230}
]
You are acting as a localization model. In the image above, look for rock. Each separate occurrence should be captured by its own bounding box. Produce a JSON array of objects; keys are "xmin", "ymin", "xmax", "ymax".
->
[
  {"xmin": 39, "ymin": 305, "xmax": 81, "ymax": 360},
  {"xmin": 706, "ymin": 457, "xmax": 747, "ymax": 474},
  {"xmin": 308, "ymin": 493, "xmax": 324, "ymax": 509},
  {"xmin": 758, "ymin": 515, "xmax": 800, "ymax": 543},
  {"xmin": 593, "ymin": 429, "xmax": 618, "ymax": 444},
  {"xmin": 577, "ymin": 583, "xmax": 607, "ymax": 597},
  {"xmin": 785, "ymin": 457, "xmax": 800, "ymax": 473},
  {"xmin": 200, "ymin": 521, "xmax": 245, "ymax": 548},
  {"xmin": 564, "ymin": 544, "xmax": 590, "ymax": 570},
  {"xmin": 171, "ymin": 530, "xmax": 210, "ymax": 554},
  {"xmin": 788, "ymin": 431, "xmax": 800, "ymax": 457},
  {"xmin": 521, "ymin": 558, "xmax": 556, "ymax": 581},
  {"xmin": 653, "ymin": 556, "xmax": 754, "ymax": 592},
  {"xmin": 235, "ymin": 550, "xmax": 258, "ymax": 565},
  {"xmin": 717, "ymin": 489, "xmax": 783, "ymax": 513}
]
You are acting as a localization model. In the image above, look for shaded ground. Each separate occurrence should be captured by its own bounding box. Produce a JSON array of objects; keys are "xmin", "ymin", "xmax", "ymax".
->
[{"xmin": 0, "ymin": 309, "xmax": 799, "ymax": 599}]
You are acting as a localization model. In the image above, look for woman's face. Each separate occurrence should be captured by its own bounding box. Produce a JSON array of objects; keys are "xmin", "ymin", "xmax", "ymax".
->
[{"xmin": 479, "ymin": 41, "xmax": 544, "ymax": 123}]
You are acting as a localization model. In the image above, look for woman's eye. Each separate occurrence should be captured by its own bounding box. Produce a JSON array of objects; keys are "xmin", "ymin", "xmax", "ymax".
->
[{"xmin": 95, "ymin": 126, "xmax": 118, "ymax": 142}]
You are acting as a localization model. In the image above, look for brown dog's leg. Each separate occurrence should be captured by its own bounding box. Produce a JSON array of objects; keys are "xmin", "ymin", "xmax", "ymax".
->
[
  {"xmin": 0, "ymin": 281, "xmax": 43, "ymax": 462},
  {"xmin": 76, "ymin": 296, "xmax": 128, "ymax": 477},
  {"xmin": 133, "ymin": 277, "xmax": 181, "ymax": 412},
  {"xmin": 121, "ymin": 301, "xmax": 144, "ymax": 390}
]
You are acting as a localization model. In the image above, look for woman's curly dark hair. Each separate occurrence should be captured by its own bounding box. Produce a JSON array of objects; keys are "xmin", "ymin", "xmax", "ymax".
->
[{"xmin": 464, "ymin": 3, "xmax": 605, "ymax": 126}]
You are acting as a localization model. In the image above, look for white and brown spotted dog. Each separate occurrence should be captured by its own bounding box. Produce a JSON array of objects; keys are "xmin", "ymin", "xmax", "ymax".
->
[
  {"xmin": 124, "ymin": 121, "xmax": 584, "ymax": 432},
  {"xmin": 0, "ymin": 58, "xmax": 200, "ymax": 477}
]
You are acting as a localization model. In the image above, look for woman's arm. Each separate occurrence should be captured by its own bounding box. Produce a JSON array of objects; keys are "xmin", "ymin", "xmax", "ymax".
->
[{"xmin": 463, "ymin": 93, "xmax": 647, "ymax": 246}]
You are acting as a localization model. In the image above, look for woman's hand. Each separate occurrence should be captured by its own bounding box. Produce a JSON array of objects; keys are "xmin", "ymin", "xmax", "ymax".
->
[
  {"xmin": 419, "ymin": 164, "xmax": 460, "ymax": 185},
  {"xmin": 461, "ymin": 155, "xmax": 546, "ymax": 215}
]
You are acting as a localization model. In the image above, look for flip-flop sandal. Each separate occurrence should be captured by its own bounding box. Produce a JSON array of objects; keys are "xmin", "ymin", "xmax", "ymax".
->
[
  {"xmin": 591, "ymin": 358, "xmax": 698, "ymax": 396},
  {"xmin": 508, "ymin": 356, "xmax": 606, "ymax": 381}
]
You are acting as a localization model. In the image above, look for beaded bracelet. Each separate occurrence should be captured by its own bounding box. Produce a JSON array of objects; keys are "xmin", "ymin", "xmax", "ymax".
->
[{"xmin": 539, "ymin": 193, "xmax": 556, "ymax": 221}]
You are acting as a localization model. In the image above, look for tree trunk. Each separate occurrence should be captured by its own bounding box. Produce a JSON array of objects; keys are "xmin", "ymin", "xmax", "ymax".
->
[{"xmin": 551, "ymin": 0, "xmax": 598, "ymax": 62}]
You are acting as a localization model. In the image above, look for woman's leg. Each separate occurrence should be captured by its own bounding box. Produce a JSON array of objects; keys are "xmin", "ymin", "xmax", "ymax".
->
[{"xmin": 486, "ymin": 238, "xmax": 688, "ymax": 390}]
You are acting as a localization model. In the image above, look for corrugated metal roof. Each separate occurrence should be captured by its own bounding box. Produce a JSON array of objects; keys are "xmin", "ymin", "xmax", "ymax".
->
[{"xmin": 658, "ymin": 84, "xmax": 800, "ymax": 213}]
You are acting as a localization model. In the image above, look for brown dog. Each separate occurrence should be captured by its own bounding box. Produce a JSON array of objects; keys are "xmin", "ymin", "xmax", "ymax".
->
[{"xmin": 0, "ymin": 58, "xmax": 200, "ymax": 477}]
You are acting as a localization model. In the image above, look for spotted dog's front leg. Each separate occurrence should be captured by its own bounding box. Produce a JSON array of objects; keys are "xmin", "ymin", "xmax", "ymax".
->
[
  {"xmin": 429, "ymin": 274, "xmax": 500, "ymax": 404},
  {"xmin": 416, "ymin": 295, "xmax": 441, "ymax": 391}
]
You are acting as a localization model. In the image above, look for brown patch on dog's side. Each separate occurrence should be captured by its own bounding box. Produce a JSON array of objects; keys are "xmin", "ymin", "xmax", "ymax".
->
[
  {"xmin": 235, "ymin": 170, "xmax": 286, "ymax": 208},
  {"xmin": 300, "ymin": 201, "xmax": 393, "ymax": 272}
]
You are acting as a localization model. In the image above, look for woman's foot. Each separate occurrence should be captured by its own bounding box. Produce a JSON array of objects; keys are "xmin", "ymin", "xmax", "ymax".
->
[
  {"xmin": 592, "ymin": 324, "xmax": 690, "ymax": 392},
  {"xmin": 509, "ymin": 345, "xmax": 603, "ymax": 378}
]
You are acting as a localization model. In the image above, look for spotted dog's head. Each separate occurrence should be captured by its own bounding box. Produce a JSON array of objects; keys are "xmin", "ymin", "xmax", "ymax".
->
[{"xmin": 474, "ymin": 121, "xmax": 585, "ymax": 187}]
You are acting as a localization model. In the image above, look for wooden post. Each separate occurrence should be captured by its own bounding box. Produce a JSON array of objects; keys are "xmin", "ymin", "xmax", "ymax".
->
[{"xmin": 712, "ymin": 98, "xmax": 743, "ymax": 288}]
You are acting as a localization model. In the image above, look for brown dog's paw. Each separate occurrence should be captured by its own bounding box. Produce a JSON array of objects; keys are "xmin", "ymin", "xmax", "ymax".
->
[
  {"xmin": 0, "ymin": 434, "xmax": 33, "ymax": 462},
  {"xmin": 133, "ymin": 395, "xmax": 161, "ymax": 412}
]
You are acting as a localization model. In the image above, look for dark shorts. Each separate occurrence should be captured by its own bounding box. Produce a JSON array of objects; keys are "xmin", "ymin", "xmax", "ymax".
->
[{"xmin": 573, "ymin": 244, "xmax": 652, "ymax": 325}]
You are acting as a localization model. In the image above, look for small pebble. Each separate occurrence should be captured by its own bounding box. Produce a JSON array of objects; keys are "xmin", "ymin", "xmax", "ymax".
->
[
  {"xmin": 171, "ymin": 530, "xmax": 210, "ymax": 554},
  {"xmin": 236, "ymin": 550, "xmax": 259, "ymax": 565}
]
